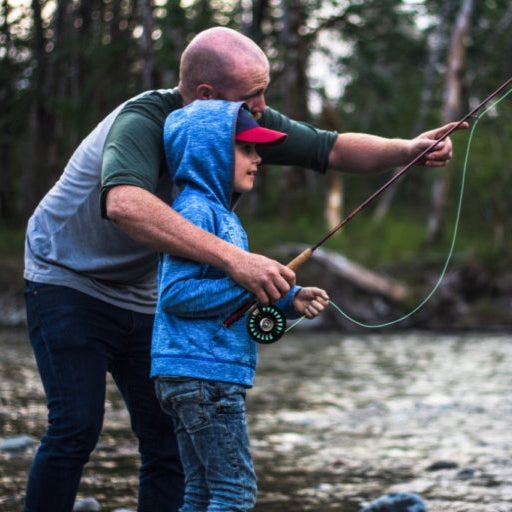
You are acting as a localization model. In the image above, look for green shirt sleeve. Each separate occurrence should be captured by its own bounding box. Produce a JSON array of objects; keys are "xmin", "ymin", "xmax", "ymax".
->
[
  {"xmin": 258, "ymin": 107, "xmax": 338, "ymax": 174},
  {"xmin": 100, "ymin": 89, "xmax": 183, "ymax": 217},
  {"xmin": 101, "ymin": 96, "xmax": 337, "ymax": 217}
]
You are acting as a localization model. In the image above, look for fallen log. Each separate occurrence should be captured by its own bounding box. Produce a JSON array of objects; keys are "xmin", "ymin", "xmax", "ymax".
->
[{"xmin": 276, "ymin": 244, "xmax": 409, "ymax": 302}]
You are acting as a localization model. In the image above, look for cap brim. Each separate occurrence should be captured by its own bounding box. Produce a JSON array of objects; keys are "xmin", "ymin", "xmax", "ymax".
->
[{"xmin": 236, "ymin": 126, "xmax": 287, "ymax": 146}]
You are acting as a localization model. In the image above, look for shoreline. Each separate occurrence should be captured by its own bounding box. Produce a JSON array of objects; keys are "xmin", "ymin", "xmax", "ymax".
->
[{"xmin": 2, "ymin": 256, "xmax": 512, "ymax": 331}]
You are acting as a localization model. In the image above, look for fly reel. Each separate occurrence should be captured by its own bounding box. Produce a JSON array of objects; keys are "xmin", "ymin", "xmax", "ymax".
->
[{"xmin": 247, "ymin": 305, "xmax": 286, "ymax": 344}]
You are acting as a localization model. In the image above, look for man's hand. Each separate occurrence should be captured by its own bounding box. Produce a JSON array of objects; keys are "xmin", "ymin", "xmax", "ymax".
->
[
  {"xmin": 293, "ymin": 287, "xmax": 329, "ymax": 319},
  {"xmin": 409, "ymin": 121, "xmax": 469, "ymax": 167},
  {"xmin": 227, "ymin": 251, "xmax": 296, "ymax": 305}
]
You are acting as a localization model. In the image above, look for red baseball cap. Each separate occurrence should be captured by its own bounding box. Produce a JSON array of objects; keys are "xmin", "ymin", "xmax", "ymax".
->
[{"xmin": 235, "ymin": 107, "xmax": 287, "ymax": 146}]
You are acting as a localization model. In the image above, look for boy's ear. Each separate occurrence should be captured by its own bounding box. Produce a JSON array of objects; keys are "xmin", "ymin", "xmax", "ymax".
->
[{"xmin": 195, "ymin": 84, "xmax": 215, "ymax": 100}]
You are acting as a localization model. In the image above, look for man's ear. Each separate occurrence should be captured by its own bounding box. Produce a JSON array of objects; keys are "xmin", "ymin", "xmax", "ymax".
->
[{"xmin": 195, "ymin": 84, "xmax": 214, "ymax": 100}]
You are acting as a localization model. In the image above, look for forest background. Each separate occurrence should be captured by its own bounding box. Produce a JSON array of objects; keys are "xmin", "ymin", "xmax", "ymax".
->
[{"xmin": 1, "ymin": 0, "xmax": 512, "ymax": 329}]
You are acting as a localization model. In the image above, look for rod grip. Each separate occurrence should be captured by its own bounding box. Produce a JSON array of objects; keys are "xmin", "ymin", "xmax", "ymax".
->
[{"xmin": 286, "ymin": 248, "xmax": 313, "ymax": 271}]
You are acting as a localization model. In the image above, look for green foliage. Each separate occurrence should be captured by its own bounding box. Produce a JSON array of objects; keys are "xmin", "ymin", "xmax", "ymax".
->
[
  {"xmin": 1, "ymin": 0, "xmax": 512, "ymax": 273},
  {"xmin": 244, "ymin": 201, "xmax": 426, "ymax": 266},
  {"xmin": 335, "ymin": 0, "xmax": 427, "ymax": 136},
  {"xmin": 244, "ymin": 195, "xmax": 512, "ymax": 274},
  {"xmin": 0, "ymin": 226, "xmax": 25, "ymax": 257}
]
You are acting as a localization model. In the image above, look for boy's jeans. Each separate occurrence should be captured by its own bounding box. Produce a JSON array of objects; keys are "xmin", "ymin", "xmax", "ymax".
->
[
  {"xmin": 24, "ymin": 281, "xmax": 184, "ymax": 512},
  {"xmin": 155, "ymin": 378, "xmax": 257, "ymax": 512}
]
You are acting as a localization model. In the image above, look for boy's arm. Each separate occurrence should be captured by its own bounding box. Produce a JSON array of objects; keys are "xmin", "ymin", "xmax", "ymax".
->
[
  {"xmin": 273, "ymin": 286, "xmax": 302, "ymax": 319},
  {"xmin": 159, "ymin": 256, "xmax": 252, "ymax": 317},
  {"xmin": 272, "ymin": 286, "xmax": 328, "ymax": 319},
  {"xmin": 157, "ymin": 202, "xmax": 252, "ymax": 317}
]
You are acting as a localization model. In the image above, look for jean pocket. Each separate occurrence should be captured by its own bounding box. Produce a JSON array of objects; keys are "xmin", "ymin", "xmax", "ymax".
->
[
  {"xmin": 24, "ymin": 280, "xmax": 46, "ymax": 298},
  {"xmin": 210, "ymin": 382, "xmax": 247, "ymax": 415},
  {"xmin": 156, "ymin": 379, "xmax": 208, "ymax": 433}
]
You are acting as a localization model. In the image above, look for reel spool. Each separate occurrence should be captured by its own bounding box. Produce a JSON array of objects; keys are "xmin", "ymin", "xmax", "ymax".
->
[{"xmin": 247, "ymin": 305, "xmax": 286, "ymax": 344}]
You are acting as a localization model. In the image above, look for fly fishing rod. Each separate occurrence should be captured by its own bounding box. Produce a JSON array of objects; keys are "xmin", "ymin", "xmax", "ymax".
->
[{"xmin": 224, "ymin": 75, "xmax": 512, "ymax": 343}]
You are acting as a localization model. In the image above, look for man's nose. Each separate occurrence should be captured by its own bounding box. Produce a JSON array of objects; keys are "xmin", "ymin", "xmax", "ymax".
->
[{"xmin": 251, "ymin": 96, "xmax": 266, "ymax": 118}]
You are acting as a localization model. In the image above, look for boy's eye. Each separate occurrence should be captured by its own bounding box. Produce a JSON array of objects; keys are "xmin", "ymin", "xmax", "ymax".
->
[{"xmin": 242, "ymin": 144, "xmax": 253, "ymax": 154}]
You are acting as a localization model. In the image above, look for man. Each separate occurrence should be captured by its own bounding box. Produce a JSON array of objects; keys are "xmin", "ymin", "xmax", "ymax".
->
[{"xmin": 23, "ymin": 26, "xmax": 465, "ymax": 512}]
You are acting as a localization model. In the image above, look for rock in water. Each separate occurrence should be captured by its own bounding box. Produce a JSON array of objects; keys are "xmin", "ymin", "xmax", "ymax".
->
[
  {"xmin": 0, "ymin": 435, "xmax": 36, "ymax": 452},
  {"xmin": 73, "ymin": 497, "xmax": 101, "ymax": 511},
  {"xmin": 361, "ymin": 492, "xmax": 427, "ymax": 512}
]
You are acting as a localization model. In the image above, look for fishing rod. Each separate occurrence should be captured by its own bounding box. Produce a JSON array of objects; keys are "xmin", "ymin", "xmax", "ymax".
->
[{"xmin": 224, "ymin": 75, "xmax": 512, "ymax": 343}]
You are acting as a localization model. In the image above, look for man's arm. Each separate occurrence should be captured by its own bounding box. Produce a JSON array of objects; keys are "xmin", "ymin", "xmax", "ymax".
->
[
  {"xmin": 106, "ymin": 185, "xmax": 295, "ymax": 304},
  {"xmin": 327, "ymin": 121, "xmax": 469, "ymax": 174}
]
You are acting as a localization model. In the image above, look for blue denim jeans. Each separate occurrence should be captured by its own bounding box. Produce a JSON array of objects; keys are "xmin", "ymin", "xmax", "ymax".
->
[
  {"xmin": 155, "ymin": 378, "xmax": 257, "ymax": 512},
  {"xmin": 23, "ymin": 281, "xmax": 184, "ymax": 512}
]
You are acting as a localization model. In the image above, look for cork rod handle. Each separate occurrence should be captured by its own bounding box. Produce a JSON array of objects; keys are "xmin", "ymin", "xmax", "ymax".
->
[{"xmin": 286, "ymin": 248, "xmax": 313, "ymax": 271}]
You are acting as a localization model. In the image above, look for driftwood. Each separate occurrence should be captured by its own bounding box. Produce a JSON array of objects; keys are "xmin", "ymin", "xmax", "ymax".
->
[{"xmin": 276, "ymin": 244, "xmax": 409, "ymax": 302}]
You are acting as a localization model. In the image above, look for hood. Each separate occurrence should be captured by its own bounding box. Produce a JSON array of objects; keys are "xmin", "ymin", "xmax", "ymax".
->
[{"xmin": 163, "ymin": 99, "xmax": 244, "ymax": 210}]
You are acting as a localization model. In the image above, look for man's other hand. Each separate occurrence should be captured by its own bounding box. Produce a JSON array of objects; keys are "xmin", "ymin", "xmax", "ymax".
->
[{"xmin": 410, "ymin": 121, "xmax": 469, "ymax": 167}]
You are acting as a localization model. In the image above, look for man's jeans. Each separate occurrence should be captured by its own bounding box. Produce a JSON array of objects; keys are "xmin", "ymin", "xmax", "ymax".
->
[
  {"xmin": 23, "ymin": 281, "xmax": 184, "ymax": 512},
  {"xmin": 155, "ymin": 378, "xmax": 257, "ymax": 512}
]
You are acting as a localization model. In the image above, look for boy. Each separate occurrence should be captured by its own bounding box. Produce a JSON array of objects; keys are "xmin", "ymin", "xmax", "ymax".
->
[{"xmin": 151, "ymin": 100, "xmax": 329, "ymax": 511}]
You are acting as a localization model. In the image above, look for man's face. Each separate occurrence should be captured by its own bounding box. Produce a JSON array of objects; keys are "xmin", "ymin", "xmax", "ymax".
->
[{"xmin": 218, "ymin": 59, "xmax": 269, "ymax": 119}]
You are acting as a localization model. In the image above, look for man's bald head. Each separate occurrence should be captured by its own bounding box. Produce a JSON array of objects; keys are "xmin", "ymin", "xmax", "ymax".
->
[{"xmin": 178, "ymin": 27, "xmax": 269, "ymax": 104}]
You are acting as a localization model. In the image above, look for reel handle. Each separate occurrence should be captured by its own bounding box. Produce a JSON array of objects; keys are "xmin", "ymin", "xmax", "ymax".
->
[
  {"xmin": 223, "ymin": 247, "xmax": 313, "ymax": 328},
  {"xmin": 223, "ymin": 299, "xmax": 256, "ymax": 328}
]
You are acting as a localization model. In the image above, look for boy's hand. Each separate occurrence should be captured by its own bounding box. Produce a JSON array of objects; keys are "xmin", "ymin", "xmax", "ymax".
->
[{"xmin": 293, "ymin": 287, "xmax": 329, "ymax": 319}]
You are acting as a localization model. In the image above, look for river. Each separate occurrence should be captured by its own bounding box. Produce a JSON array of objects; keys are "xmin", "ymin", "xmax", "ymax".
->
[{"xmin": 1, "ymin": 327, "xmax": 512, "ymax": 511}]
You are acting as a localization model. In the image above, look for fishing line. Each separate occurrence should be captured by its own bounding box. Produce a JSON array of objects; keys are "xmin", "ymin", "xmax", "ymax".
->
[
  {"xmin": 286, "ymin": 84, "xmax": 512, "ymax": 332},
  {"xmin": 224, "ymin": 77, "xmax": 512, "ymax": 342}
]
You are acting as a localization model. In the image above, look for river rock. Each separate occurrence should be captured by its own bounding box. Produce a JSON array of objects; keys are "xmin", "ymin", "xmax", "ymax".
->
[
  {"xmin": 426, "ymin": 460, "xmax": 459, "ymax": 471},
  {"xmin": 0, "ymin": 435, "xmax": 36, "ymax": 452},
  {"xmin": 73, "ymin": 497, "xmax": 101, "ymax": 511},
  {"xmin": 360, "ymin": 492, "xmax": 427, "ymax": 511},
  {"xmin": 456, "ymin": 467, "xmax": 476, "ymax": 479}
]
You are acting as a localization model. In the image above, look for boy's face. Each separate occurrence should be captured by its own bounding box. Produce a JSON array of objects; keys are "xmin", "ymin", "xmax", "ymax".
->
[{"xmin": 234, "ymin": 143, "xmax": 261, "ymax": 193}]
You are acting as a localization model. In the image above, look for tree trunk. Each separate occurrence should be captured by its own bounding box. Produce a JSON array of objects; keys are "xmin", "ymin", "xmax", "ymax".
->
[
  {"xmin": 0, "ymin": 0, "xmax": 14, "ymax": 222},
  {"xmin": 278, "ymin": 245, "xmax": 409, "ymax": 302},
  {"xmin": 138, "ymin": 0, "xmax": 155, "ymax": 90},
  {"xmin": 238, "ymin": 0, "xmax": 269, "ymax": 216},
  {"xmin": 326, "ymin": 175, "xmax": 343, "ymax": 231},
  {"xmin": 373, "ymin": 10, "xmax": 450, "ymax": 223},
  {"xmin": 239, "ymin": 0, "xmax": 268, "ymax": 45},
  {"xmin": 19, "ymin": 0, "xmax": 58, "ymax": 220},
  {"xmin": 426, "ymin": 0, "xmax": 473, "ymax": 244},
  {"xmin": 277, "ymin": 0, "xmax": 310, "ymax": 224},
  {"xmin": 320, "ymin": 103, "xmax": 344, "ymax": 230}
]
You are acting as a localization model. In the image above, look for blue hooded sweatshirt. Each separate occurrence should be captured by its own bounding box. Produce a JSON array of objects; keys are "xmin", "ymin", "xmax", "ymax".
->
[{"xmin": 151, "ymin": 100, "xmax": 300, "ymax": 387}]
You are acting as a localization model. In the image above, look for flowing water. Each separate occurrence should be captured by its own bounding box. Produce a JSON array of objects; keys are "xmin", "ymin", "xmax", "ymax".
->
[{"xmin": 1, "ymin": 327, "xmax": 512, "ymax": 511}]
